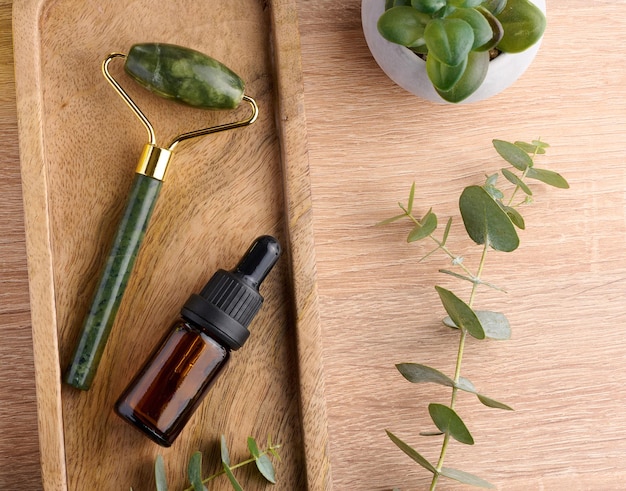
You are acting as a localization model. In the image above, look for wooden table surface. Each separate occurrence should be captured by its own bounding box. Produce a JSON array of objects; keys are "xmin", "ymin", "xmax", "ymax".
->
[{"xmin": 3, "ymin": 1, "xmax": 626, "ymax": 490}]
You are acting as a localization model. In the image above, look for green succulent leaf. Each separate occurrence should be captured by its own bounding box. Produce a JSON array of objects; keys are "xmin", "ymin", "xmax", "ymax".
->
[
  {"xmin": 493, "ymin": 139, "xmax": 534, "ymax": 170},
  {"xmin": 501, "ymin": 168, "xmax": 533, "ymax": 195},
  {"xmin": 408, "ymin": 209, "xmax": 437, "ymax": 242},
  {"xmin": 496, "ymin": 0, "xmax": 546, "ymax": 53},
  {"xmin": 447, "ymin": 0, "xmax": 483, "ymax": 7},
  {"xmin": 435, "ymin": 286, "xmax": 485, "ymax": 339},
  {"xmin": 222, "ymin": 463, "xmax": 243, "ymax": 491},
  {"xmin": 448, "ymin": 7, "xmax": 493, "ymax": 50},
  {"xmin": 188, "ymin": 452, "xmax": 205, "ymax": 491},
  {"xmin": 443, "ymin": 310, "xmax": 511, "ymax": 340},
  {"xmin": 396, "ymin": 363, "xmax": 454, "ymax": 386},
  {"xmin": 428, "ymin": 403, "xmax": 474, "ymax": 445},
  {"xmin": 424, "ymin": 18, "xmax": 475, "ymax": 66},
  {"xmin": 526, "ymin": 167, "xmax": 570, "ymax": 189},
  {"xmin": 378, "ymin": 7, "xmax": 429, "ymax": 46},
  {"xmin": 440, "ymin": 467, "xmax": 495, "ymax": 488},
  {"xmin": 220, "ymin": 435, "xmax": 231, "ymax": 466},
  {"xmin": 155, "ymin": 455, "xmax": 168, "ymax": 491},
  {"xmin": 514, "ymin": 140, "xmax": 546, "ymax": 154},
  {"xmin": 459, "ymin": 185, "xmax": 520, "ymax": 252},
  {"xmin": 436, "ymin": 49, "xmax": 489, "ymax": 102},
  {"xmin": 426, "ymin": 54, "xmax": 467, "ymax": 91},
  {"xmin": 412, "ymin": 0, "xmax": 447, "ymax": 14},
  {"xmin": 480, "ymin": 0, "xmax": 507, "ymax": 15},
  {"xmin": 386, "ymin": 430, "xmax": 437, "ymax": 473},
  {"xmin": 475, "ymin": 7, "xmax": 504, "ymax": 51}
]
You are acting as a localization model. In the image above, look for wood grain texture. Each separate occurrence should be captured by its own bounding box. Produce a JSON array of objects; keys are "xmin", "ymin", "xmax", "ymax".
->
[
  {"xmin": 297, "ymin": 0, "xmax": 626, "ymax": 489},
  {"xmin": 11, "ymin": 0, "xmax": 326, "ymax": 489}
]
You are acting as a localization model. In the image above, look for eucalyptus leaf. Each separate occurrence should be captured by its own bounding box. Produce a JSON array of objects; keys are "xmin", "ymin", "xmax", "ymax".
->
[
  {"xmin": 220, "ymin": 435, "xmax": 231, "ymax": 466},
  {"xmin": 493, "ymin": 139, "xmax": 533, "ymax": 170},
  {"xmin": 532, "ymin": 139, "xmax": 550, "ymax": 148},
  {"xmin": 496, "ymin": 0, "xmax": 546, "ymax": 53},
  {"xmin": 514, "ymin": 140, "xmax": 546, "ymax": 154},
  {"xmin": 420, "ymin": 430, "xmax": 445, "ymax": 436},
  {"xmin": 436, "ymin": 49, "xmax": 489, "ymax": 102},
  {"xmin": 526, "ymin": 167, "xmax": 570, "ymax": 189},
  {"xmin": 377, "ymin": 212, "xmax": 407, "ymax": 226},
  {"xmin": 187, "ymin": 452, "xmax": 205, "ymax": 491},
  {"xmin": 440, "ymin": 467, "xmax": 495, "ymax": 488},
  {"xmin": 408, "ymin": 210, "xmax": 437, "ymax": 242},
  {"xmin": 396, "ymin": 363, "xmax": 454, "ymax": 386},
  {"xmin": 424, "ymin": 18, "xmax": 475, "ymax": 67},
  {"xmin": 435, "ymin": 286, "xmax": 485, "ymax": 339},
  {"xmin": 501, "ymin": 168, "xmax": 532, "ymax": 195},
  {"xmin": 407, "ymin": 182, "xmax": 416, "ymax": 214},
  {"xmin": 443, "ymin": 310, "xmax": 511, "ymax": 340},
  {"xmin": 477, "ymin": 393, "xmax": 514, "ymax": 410},
  {"xmin": 441, "ymin": 217, "xmax": 453, "ymax": 246},
  {"xmin": 501, "ymin": 204, "xmax": 526, "ymax": 230},
  {"xmin": 456, "ymin": 376, "xmax": 514, "ymax": 409},
  {"xmin": 155, "ymin": 455, "xmax": 168, "ymax": 491},
  {"xmin": 386, "ymin": 430, "xmax": 437, "ymax": 473},
  {"xmin": 459, "ymin": 185, "xmax": 519, "ymax": 252},
  {"xmin": 222, "ymin": 463, "xmax": 244, "ymax": 491},
  {"xmin": 428, "ymin": 403, "xmax": 474, "ymax": 445},
  {"xmin": 378, "ymin": 7, "xmax": 428, "ymax": 46},
  {"xmin": 247, "ymin": 436, "xmax": 261, "ymax": 458},
  {"xmin": 256, "ymin": 454, "xmax": 277, "ymax": 484}
]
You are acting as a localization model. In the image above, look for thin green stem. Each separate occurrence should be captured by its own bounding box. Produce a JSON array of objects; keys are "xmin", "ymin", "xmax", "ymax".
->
[
  {"xmin": 429, "ymin": 241, "xmax": 490, "ymax": 491},
  {"xmin": 399, "ymin": 205, "xmax": 473, "ymax": 277}
]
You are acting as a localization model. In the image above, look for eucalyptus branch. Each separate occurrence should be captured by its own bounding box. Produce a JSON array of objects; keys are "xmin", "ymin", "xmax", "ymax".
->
[
  {"xmin": 383, "ymin": 138, "xmax": 568, "ymax": 490},
  {"xmin": 131, "ymin": 435, "xmax": 281, "ymax": 491}
]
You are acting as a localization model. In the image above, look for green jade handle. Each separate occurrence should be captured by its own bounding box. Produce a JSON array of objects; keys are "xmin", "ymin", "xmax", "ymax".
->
[{"xmin": 65, "ymin": 172, "xmax": 162, "ymax": 390}]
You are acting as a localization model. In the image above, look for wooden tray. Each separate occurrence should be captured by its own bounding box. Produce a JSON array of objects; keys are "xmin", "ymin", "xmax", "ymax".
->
[{"xmin": 13, "ymin": 0, "xmax": 331, "ymax": 489}]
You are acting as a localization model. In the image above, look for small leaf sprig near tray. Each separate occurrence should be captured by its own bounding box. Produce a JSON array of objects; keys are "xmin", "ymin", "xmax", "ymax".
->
[
  {"xmin": 131, "ymin": 435, "xmax": 281, "ymax": 491},
  {"xmin": 381, "ymin": 138, "xmax": 568, "ymax": 490}
]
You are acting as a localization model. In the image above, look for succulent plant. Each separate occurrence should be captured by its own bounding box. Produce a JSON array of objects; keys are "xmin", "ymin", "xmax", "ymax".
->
[{"xmin": 377, "ymin": 0, "xmax": 546, "ymax": 102}]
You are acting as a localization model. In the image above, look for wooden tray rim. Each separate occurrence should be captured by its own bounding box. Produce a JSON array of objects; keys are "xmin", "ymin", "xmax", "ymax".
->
[{"xmin": 12, "ymin": 0, "xmax": 332, "ymax": 488}]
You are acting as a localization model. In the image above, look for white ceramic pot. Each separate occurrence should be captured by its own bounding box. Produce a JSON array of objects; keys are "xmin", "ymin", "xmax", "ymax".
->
[{"xmin": 361, "ymin": 0, "xmax": 546, "ymax": 104}]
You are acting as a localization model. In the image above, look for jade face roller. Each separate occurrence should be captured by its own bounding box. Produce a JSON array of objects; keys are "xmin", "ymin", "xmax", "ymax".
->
[{"xmin": 65, "ymin": 43, "xmax": 258, "ymax": 390}]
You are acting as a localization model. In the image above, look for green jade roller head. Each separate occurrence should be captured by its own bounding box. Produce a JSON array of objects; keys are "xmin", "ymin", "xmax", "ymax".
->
[{"xmin": 64, "ymin": 43, "xmax": 259, "ymax": 391}]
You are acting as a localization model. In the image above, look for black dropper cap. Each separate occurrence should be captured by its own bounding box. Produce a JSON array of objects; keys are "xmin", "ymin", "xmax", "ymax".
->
[{"xmin": 181, "ymin": 236, "xmax": 281, "ymax": 350}]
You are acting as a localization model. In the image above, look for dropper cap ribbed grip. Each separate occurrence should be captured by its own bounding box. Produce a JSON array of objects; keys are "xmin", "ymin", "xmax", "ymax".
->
[{"xmin": 181, "ymin": 236, "xmax": 281, "ymax": 350}]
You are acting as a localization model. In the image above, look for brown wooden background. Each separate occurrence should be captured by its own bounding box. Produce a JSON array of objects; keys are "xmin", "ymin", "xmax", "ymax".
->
[{"xmin": 3, "ymin": 0, "xmax": 626, "ymax": 489}]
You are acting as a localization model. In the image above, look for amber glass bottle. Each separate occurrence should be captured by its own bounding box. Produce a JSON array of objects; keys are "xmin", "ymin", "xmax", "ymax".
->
[{"xmin": 115, "ymin": 235, "xmax": 281, "ymax": 446}]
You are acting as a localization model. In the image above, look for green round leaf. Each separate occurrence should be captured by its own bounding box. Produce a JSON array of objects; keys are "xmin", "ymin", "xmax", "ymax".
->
[
  {"xmin": 496, "ymin": 0, "xmax": 546, "ymax": 53},
  {"xmin": 411, "ymin": 0, "xmax": 447, "ymax": 14},
  {"xmin": 459, "ymin": 185, "xmax": 520, "ymax": 252},
  {"xmin": 424, "ymin": 18, "xmax": 474, "ymax": 67},
  {"xmin": 378, "ymin": 6, "xmax": 428, "ymax": 46},
  {"xmin": 448, "ymin": 8, "xmax": 493, "ymax": 50},
  {"xmin": 435, "ymin": 286, "xmax": 485, "ymax": 339},
  {"xmin": 474, "ymin": 7, "xmax": 504, "ymax": 51},
  {"xmin": 428, "ymin": 403, "xmax": 474, "ymax": 445},
  {"xmin": 408, "ymin": 210, "xmax": 438, "ymax": 242},
  {"xmin": 443, "ymin": 310, "xmax": 511, "ymax": 340},
  {"xmin": 436, "ymin": 49, "xmax": 489, "ymax": 102}
]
